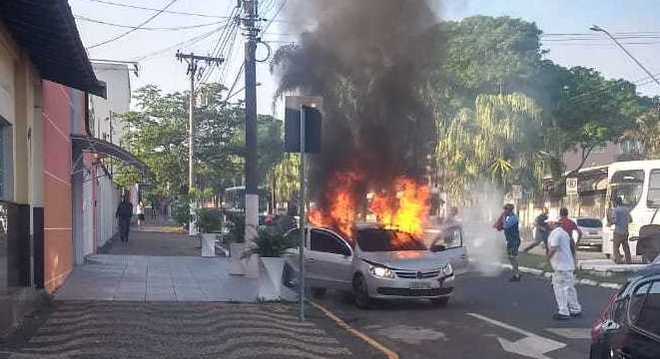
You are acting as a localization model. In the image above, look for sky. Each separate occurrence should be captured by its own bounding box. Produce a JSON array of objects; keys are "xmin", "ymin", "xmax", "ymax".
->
[{"xmin": 70, "ymin": 0, "xmax": 660, "ymax": 118}]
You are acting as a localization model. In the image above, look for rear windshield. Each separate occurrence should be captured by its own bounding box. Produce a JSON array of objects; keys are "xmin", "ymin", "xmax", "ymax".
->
[
  {"xmin": 357, "ymin": 229, "xmax": 427, "ymax": 251},
  {"xmin": 577, "ymin": 218, "xmax": 602, "ymax": 228}
]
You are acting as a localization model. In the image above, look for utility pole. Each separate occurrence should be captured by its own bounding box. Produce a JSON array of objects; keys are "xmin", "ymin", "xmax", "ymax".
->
[
  {"xmin": 241, "ymin": 0, "xmax": 260, "ymax": 267},
  {"xmin": 176, "ymin": 51, "xmax": 224, "ymax": 236}
]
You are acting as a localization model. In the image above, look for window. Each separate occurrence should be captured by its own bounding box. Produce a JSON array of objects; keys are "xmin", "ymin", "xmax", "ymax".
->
[
  {"xmin": 634, "ymin": 280, "xmax": 660, "ymax": 336},
  {"xmin": 628, "ymin": 281, "xmax": 651, "ymax": 324},
  {"xmin": 609, "ymin": 170, "xmax": 645, "ymax": 209},
  {"xmin": 576, "ymin": 218, "xmax": 602, "ymax": 228},
  {"xmin": 0, "ymin": 117, "xmax": 13, "ymax": 201},
  {"xmin": 310, "ymin": 230, "xmax": 350, "ymax": 255},
  {"xmin": 648, "ymin": 170, "xmax": 660, "ymax": 208}
]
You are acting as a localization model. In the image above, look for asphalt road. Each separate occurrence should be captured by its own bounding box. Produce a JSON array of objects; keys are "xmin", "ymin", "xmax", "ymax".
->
[{"xmin": 313, "ymin": 269, "xmax": 619, "ymax": 359}]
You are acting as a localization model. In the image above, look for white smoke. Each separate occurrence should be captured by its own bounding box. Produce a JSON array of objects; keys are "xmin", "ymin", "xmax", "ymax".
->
[{"xmin": 460, "ymin": 181, "xmax": 507, "ymax": 276}]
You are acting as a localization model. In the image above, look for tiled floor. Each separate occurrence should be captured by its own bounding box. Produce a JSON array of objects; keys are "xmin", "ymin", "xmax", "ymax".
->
[{"xmin": 55, "ymin": 255, "xmax": 259, "ymax": 302}]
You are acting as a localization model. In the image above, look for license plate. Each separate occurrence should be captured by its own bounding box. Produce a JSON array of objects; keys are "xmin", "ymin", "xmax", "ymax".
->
[
  {"xmin": 589, "ymin": 231, "xmax": 598, "ymax": 235},
  {"xmin": 409, "ymin": 281, "xmax": 432, "ymax": 290}
]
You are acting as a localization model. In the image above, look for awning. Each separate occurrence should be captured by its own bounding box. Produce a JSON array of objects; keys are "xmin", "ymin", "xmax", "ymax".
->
[
  {"xmin": 71, "ymin": 135, "xmax": 150, "ymax": 176},
  {"xmin": 0, "ymin": 0, "xmax": 106, "ymax": 97}
]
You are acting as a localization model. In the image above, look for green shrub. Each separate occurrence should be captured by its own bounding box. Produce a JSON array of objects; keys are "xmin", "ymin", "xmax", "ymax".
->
[
  {"xmin": 172, "ymin": 199, "xmax": 191, "ymax": 227},
  {"xmin": 196, "ymin": 208, "xmax": 223, "ymax": 233},
  {"xmin": 225, "ymin": 212, "xmax": 246, "ymax": 243},
  {"xmin": 244, "ymin": 226, "xmax": 297, "ymax": 258}
]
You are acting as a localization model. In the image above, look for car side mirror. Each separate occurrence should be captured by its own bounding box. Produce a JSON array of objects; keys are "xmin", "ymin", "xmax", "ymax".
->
[{"xmin": 430, "ymin": 244, "xmax": 446, "ymax": 252}]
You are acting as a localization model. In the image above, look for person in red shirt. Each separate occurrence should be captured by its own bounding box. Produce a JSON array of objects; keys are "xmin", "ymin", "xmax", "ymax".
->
[{"xmin": 557, "ymin": 207, "xmax": 581, "ymax": 262}]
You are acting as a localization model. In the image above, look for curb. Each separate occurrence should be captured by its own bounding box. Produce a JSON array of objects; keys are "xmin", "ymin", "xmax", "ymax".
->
[{"xmin": 507, "ymin": 264, "xmax": 623, "ymax": 289}]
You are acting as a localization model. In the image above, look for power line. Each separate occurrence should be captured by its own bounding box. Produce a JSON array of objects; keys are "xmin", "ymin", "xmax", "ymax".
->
[
  {"xmin": 75, "ymin": 14, "xmax": 226, "ymax": 31},
  {"xmin": 132, "ymin": 25, "xmax": 227, "ymax": 62},
  {"xmin": 82, "ymin": 0, "xmax": 230, "ymax": 19},
  {"xmin": 87, "ymin": 0, "xmax": 179, "ymax": 49}
]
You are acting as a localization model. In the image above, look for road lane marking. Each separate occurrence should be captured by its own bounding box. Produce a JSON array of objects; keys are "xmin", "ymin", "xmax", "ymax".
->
[
  {"xmin": 310, "ymin": 301, "xmax": 399, "ymax": 359},
  {"xmin": 467, "ymin": 313, "xmax": 566, "ymax": 359},
  {"xmin": 545, "ymin": 328, "xmax": 591, "ymax": 340}
]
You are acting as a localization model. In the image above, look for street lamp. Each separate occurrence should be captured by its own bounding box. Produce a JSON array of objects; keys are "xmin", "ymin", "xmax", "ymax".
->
[{"xmin": 590, "ymin": 24, "xmax": 660, "ymax": 87}]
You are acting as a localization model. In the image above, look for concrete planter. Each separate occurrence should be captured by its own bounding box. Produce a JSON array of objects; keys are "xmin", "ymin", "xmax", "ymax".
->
[
  {"xmin": 229, "ymin": 242, "xmax": 246, "ymax": 275},
  {"xmin": 259, "ymin": 257, "xmax": 286, "ymax": 301},
  {"xmin": 201, "ymin": 233, "xmax": 217, "ymax": 257}
]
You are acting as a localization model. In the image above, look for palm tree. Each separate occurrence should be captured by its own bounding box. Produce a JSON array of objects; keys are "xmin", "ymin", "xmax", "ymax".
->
[{"xmin": 620, "ymin": 108, "xmax": 660, "ymax": 159}]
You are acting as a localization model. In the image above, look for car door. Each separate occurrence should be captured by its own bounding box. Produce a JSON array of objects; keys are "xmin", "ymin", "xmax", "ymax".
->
[
  {"xmin": 431, "ymin": 225, "xmax": 469, "ymax": 274},
  {"xmin": 307, "ymin": 229, "xmax": 353, "ymax": 290},
  {"xmin": 625, "ymin": 279, "xmax": 660, "ymax": 359}
]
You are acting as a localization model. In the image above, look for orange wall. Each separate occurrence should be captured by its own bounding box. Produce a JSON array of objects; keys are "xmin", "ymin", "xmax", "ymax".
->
[{"xmin": 42, "ymin": 81, "xmax": 75, "ymax": 292}]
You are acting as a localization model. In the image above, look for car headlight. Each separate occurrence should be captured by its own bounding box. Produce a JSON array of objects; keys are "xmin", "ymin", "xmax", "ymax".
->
[
  {"xmin": 442, "ymin": 263, "xmax": 453, "ymax": 276},
  {"xmin": 369, "ymin": 265, "xmax": 395, "ymax": 279}
]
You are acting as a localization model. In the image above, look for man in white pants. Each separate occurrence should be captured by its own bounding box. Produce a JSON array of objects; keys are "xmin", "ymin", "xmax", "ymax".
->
[{"xmin": 547, "ymin": 221, "xmax": 582, "ymax": 320}]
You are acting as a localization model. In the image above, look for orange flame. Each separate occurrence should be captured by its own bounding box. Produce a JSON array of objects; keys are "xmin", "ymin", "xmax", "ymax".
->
[
  {"xmin": 370, "ymin": 178, "xmax": 430, "ymax": 237},
  {"xmin": 309, "ymin": 170, "xmax": 430, "ymax": 244}
]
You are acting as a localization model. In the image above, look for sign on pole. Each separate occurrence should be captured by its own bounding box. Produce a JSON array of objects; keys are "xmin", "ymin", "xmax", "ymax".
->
[
  {"xmin": 285, "ymin": 96, "xmax": 323, "ymax": 321},
  {"xmin": 566, "ymin": 177, "xmax": 578, "ymax": 195}
]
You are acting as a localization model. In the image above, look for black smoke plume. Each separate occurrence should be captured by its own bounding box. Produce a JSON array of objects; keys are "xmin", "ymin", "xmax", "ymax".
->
[{"xmin": 271, "ymin": 0, "xmax": 439, "ymax": 211}]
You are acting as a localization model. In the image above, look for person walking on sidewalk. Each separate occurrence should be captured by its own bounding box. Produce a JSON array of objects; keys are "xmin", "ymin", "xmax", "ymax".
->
[
  {"xmin": 116, "ymin": 194, "xmax": 133, "ymax": 244},
  {"xmin": 136, "ymin": 201, "xmax": 145, "ymax": 229},
  {"xmin": 611, "ymin": 197, "xmax": 633, "ymax": 264},
  {"xmin": 494, "ymin": 203, "xmax": 521, "ymax": 282},
  {"xmin": 547, "ymin": 221, "xmax": 582, "ymax": 320},
  {"xmin": 523, "ymin": 207, "xmax": 550, "ymax": 254}
]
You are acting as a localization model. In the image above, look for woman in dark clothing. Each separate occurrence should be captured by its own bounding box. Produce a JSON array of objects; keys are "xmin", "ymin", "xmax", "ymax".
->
[{"xmin": 116, "ymin": 195, "xmax": 133, "ymax": 243}]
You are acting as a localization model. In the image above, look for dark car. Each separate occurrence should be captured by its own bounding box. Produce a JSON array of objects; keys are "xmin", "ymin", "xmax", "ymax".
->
[{"xmin": 590, "ymin": 259, "xmax": 660, "ymax": 358}]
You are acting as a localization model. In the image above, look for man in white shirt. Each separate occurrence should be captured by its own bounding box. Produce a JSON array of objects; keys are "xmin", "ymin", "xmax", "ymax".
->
[{"xmin": 547, "ymin": 221, "xmax": 582, "ymax": 320}]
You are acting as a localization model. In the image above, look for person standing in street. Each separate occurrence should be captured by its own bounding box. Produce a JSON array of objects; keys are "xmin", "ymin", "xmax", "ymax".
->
[
  {"xmin": 494, "ymin": 203, "xmax": 521, "ymax": 282},
  {"xmin": 611, "ymin": 197, "xmax": 633, "ymax": 264},
  {"xmin": 547, "ymin": 221, "xmax": 582, "ymax": 320},
  {"xmin": 557, "ymin": 207, "xmax": 580, "ymax": 265},
  {"xmin": 116, "ymin": 194, "xmax": 133, "ymax": 244},
  {"xmin": 523, "ymin": 207, "xmax": 550, "ymax": 254}
]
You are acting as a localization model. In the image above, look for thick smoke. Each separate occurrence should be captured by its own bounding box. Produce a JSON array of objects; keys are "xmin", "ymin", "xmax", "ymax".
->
[{"xmin": 272, "ymin": 0, "xmax": 439, "ymax": 212}]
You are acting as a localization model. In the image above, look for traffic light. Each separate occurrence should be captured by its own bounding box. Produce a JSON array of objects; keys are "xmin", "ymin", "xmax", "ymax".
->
[{"xmin": 285, "ymin": 105, "xmax": 322, "ymax": 153}]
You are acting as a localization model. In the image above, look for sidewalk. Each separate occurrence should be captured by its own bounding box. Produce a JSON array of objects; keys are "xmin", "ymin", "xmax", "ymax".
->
[{"xmin": 0, "ymin": 302, "xmax": 384, "ymax": 359}]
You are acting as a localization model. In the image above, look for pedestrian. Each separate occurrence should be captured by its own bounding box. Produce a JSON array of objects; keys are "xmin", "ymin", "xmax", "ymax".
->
[
  {"xmin": 523, "ymin": 207, "xmax": 550, "ymax": 254},
  {"xmin": 116, "ymin": 194, "xmax": 133, "ymax": 244},
  {"xmin": 557, "ymin": 207, "xmax": 580, "ymax": 263},
  {"xmin": 494, "ymin": 203, "xmax": 521, "ymax": 282},
  {"xmin": 136, "ymin": 201, "xmax": 145, "ymax": 229},
  {"xmin": 611, "ymin": 197, "xmax": 633, "ymax": 264},
  {"xmin": 151, "ymin": 199, "xmax": 159, "ymax": 221},
  {"xmin": 546, "ymin": 220, "xmax": 582, "ymax": 320}
]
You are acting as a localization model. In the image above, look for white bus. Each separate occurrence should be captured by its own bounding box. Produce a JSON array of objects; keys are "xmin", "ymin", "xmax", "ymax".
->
[{"xmin": 603, "ymin": 160, "xmax": 660, "ymax": 261}]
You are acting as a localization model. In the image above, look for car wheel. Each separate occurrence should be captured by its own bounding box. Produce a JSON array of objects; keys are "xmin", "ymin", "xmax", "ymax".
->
[
  {"xmin": 430, "ymin": 297, "xmax": 450, "ymax": 307},
  {"xmin": 353, "ymin": 274, "xmax": 371, "ymax": 309},
  {"xmin": 311, "ymin": 287, "xmax": 327, "ymax": 297},
  {"xmin": 604, "ymin": 253, "xmax": 611, "ymax": 259}
]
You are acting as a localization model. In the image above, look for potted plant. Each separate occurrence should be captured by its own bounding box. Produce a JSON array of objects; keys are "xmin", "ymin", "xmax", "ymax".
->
[
  {"xmin": 226, "ymin": 212, "xmax": 248, "ymax": 274},
  {"xmin": 196, "ymin": 208, "xmax": 222, "ymax": 257},
  {"xmin": 243, "ymin": 225, "xmax": 297, "ymax": 293}
]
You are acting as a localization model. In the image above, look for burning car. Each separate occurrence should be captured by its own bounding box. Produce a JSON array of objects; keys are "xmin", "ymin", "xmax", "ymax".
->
[{"xmin": 284, "ymin": 223, "xmax": 465, "ymax": 308}]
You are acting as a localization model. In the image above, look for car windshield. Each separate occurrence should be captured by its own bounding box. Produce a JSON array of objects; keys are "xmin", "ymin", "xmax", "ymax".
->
[
  {"xmin": 577, "ymin": 218, "xmax": 602, "ymax": 228},
  {"xmin": 357, "ymin": 228, "xmax": 427, "ymax": 252}
]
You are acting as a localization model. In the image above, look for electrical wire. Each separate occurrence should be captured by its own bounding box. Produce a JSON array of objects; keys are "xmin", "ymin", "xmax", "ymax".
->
[
  {"xmin": 87, "ymin": 0, "xmax": 179, "ymax": 49},
  {"xmin": 131, "ymin": 25, "xmax": 227, "ymax": 62},
  {"xmin": 82, "ymin": 0, "xmax": 230, "ymax": 19},
  {"xmin": 75, "ymin": 15, "xmax": 226, "ymax": 31}
]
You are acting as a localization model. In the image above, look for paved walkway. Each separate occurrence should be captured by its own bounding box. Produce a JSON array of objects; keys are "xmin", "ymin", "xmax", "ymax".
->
[
  {"xmin": 55, "ymin": 255, "xmax": 258, "ymax": 302},
  {"xmin": 102, "ymin": 228, "xmax": 199, "ymax": 256},
  {"xmin": 1, "ymin": 302, "xmax": 368, "ymax": 359}
]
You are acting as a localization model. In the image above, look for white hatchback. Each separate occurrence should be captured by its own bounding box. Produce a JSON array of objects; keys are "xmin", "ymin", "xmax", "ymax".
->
[{"xmin": 576, "ymin": 217, "xmax": 604, "ymax": 247}]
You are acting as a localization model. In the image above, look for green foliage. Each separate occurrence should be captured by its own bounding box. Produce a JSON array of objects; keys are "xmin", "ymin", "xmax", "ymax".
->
[
  {"xmin": 225, "ymin": 212, "xmax": 246, "ymax": 243},
  {"xmin": 243, "ymin": 226, "xmax": 297, "ymax": 258},
  {"xmin": 171, "ymin": 198, "xmax": 191, "ymax": 227},
  {"xmin": 271, "ymin": 154, "xmax": 300, "ymax": 204},
  {"xmin": 195, "ymin": 208, "xmax": 223, "ymax": 233}
]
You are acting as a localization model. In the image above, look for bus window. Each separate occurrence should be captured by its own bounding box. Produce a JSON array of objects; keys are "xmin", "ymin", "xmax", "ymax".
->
[
  {"xmin": 648, "ymin": 169, "xmax": 660, "ymax": 208},
  {"xmin": 609, "ymin": 170, "xmax": 645, "ymax": 209}
]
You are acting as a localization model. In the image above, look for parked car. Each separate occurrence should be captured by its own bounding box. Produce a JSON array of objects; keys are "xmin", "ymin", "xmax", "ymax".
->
[
  {"xmin": 590, "ymin": 257, "xmax": 660, "ymax": 359},
  {"xmin": 283, "ymin": 223, "xmax": 467, "ymax": 308},
  {"xmin": 577, "ymin": 217, "xmax": 604, "ymax": 248}
]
